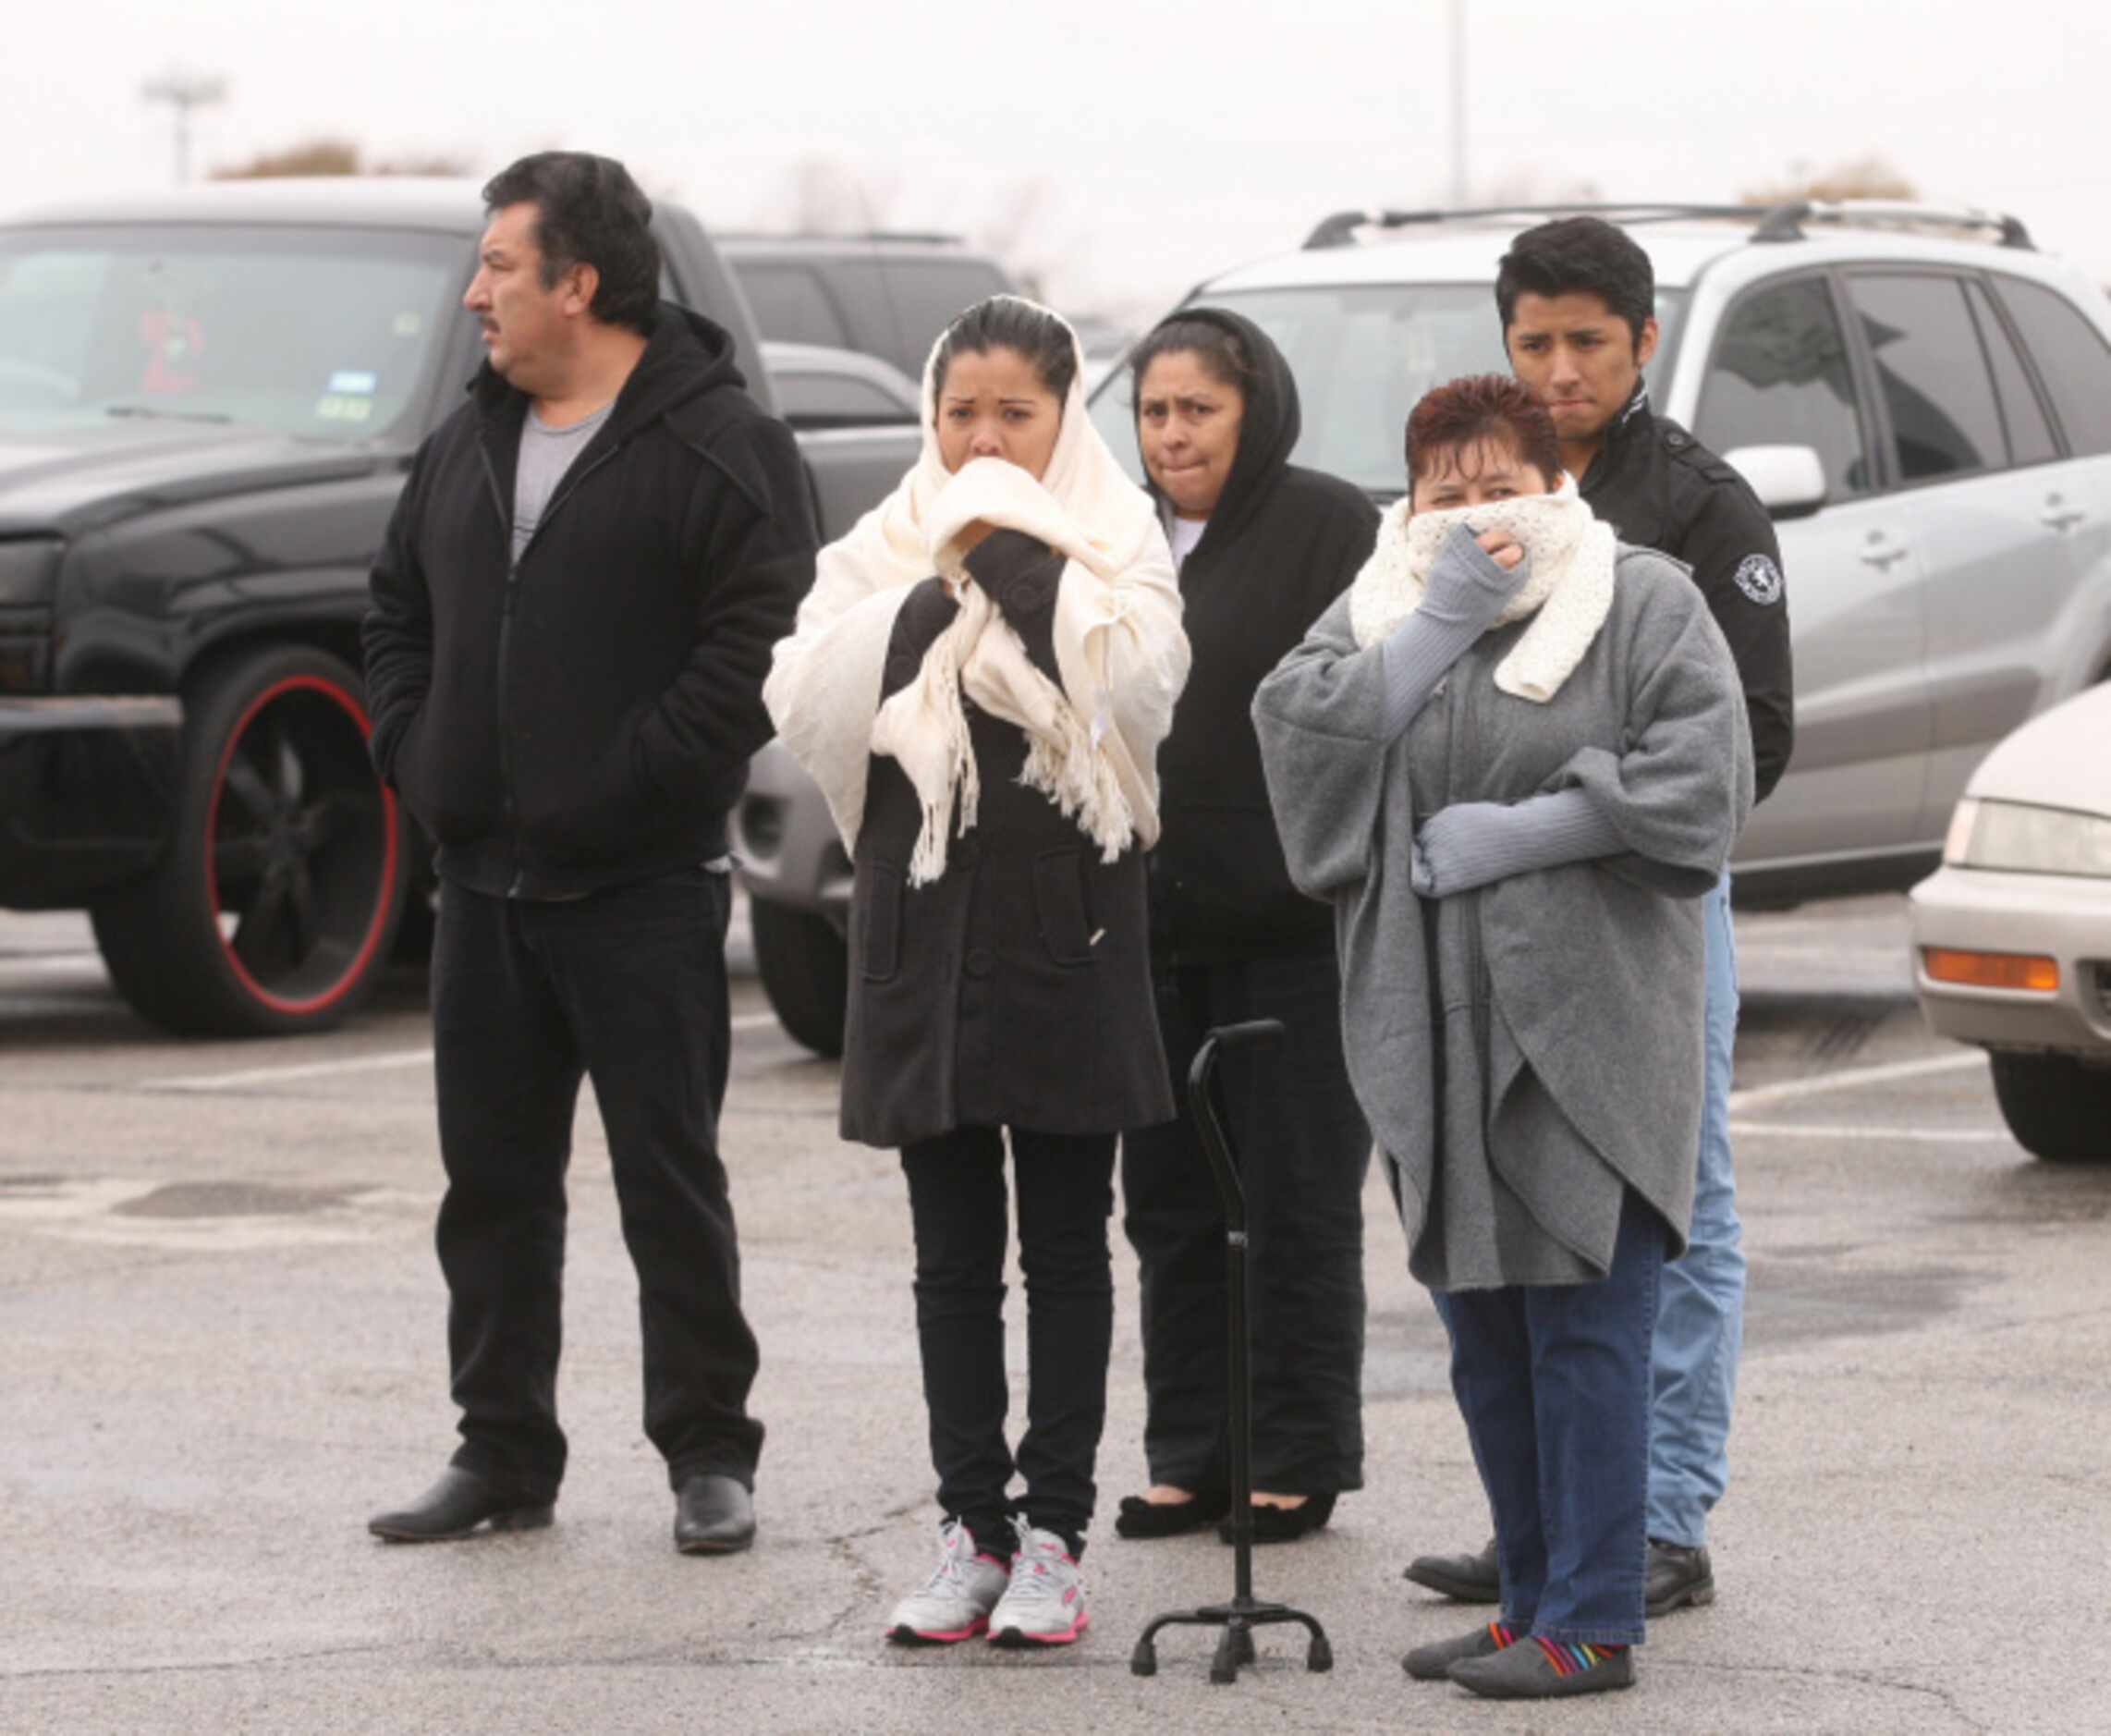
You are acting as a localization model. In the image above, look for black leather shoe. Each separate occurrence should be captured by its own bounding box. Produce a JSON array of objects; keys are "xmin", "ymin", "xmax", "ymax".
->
[
  {"xmin": 674, "ymin": 1473, "xmax": 756, "ymax": 1555},
  {"xmin": 1403, "ymin": 1535, "xmax": 1501, "ymax": 1602},
  {"xmin": 1114, "ymin": 1485, "xmax": 1230, "ymax": 1540},
  {"xmin": 1217, "ymin": 1490, "xmax": 1336, "ymax": 1545},
  {"xmin": 368, "ymin": 1467, "xmax": 554, "ymax": 1543},
  {"xmin": 1646, "ymin": 1539, "xmax": 1715, "ymax": 1616}
]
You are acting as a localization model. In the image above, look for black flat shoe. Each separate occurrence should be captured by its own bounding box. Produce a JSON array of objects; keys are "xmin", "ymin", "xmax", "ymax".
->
[
  {"xmin": 674, "ymin": 1473, "xmax": 756, "ymax": 1555},
  {"xmin": 1114, "ymin": 1485, "xmax": 1230, "ymax": 1540},
  {"xmin": 368, "ymin": 1467, "xmax": 554, "ymax": 1543},
  {"xmin": 1217, "ymin": 1490, "xmax": 1336, "ymax": 1546}
]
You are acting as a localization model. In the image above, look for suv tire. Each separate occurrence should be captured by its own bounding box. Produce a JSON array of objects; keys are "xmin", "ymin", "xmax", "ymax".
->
[
  {"xmin": 1990, "ymin": 1052, "xmax": 2111, "ymax": 1165},
  {"xmin": 750, "ymin": 897, "xmax": 848, "ymax": 1058},
  {"xmin": 91, "ymin": 645, "xmax": 409, "ymax": 1037}
]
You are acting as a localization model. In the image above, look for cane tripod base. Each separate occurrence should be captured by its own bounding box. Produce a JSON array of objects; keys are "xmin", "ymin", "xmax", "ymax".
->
[{"xmin": 1130, "ymin": 1598, "xmax": 1333, "ymax": 1683}]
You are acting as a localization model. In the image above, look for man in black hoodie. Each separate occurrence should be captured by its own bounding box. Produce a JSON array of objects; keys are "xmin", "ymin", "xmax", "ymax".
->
[{"xmin": 362, "ymin": 153, "xmax": 814, "ymax": 1555}]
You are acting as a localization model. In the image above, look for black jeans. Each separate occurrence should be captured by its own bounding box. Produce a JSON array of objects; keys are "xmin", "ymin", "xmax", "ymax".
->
[
  {"xmin": 901, "ymin": 1127, "xmax": 1117, "ymax": 1559},
  {"xmin": 1121, "ymin": 946, "xmax": 1370, "ymax": 1495},
  {"xmin": 431, "ymin": 869, "xmax": 763, "ymax": 1498}
]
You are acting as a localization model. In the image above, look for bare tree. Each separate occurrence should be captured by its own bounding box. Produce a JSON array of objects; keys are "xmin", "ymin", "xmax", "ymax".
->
[
  {"xmin": 211, "ymin": 139, "xmax": 473, "ymax": 180},
  {"xmin": 1742, "ymin": 154, "xmax": 1918, "ymax": 204}
]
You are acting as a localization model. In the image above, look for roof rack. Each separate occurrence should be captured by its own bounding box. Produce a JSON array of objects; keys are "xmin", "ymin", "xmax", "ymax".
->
[
  {"xmin": 718, "ymin": 229, "xmax": 969, "ymax": 247},
  {"xmin": 1302, "ymin": 200, "xmax": 2034, "ymax": 251}
]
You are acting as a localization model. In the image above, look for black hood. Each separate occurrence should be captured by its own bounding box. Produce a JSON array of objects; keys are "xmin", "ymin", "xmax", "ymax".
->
[
  {"xmin": 470, "ymin": 300, "xmax": 748, "ymax": 440},
  {"xmin": 1139, "ymin": 305, "xmax": 1301, "ymax": 545}
]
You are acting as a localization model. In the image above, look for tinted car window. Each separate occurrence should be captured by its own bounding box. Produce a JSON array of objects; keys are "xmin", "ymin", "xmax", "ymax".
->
[
  {"xmin": 1697, "ymin": 275, "xmax": 1871, "ymax": 501},
  {"xmin": 1087, "ymin": 284, "xmax": 1686, "ymax": 496},
  {"xmin": 879, "ymin": 261, "xmax": 1012, "ymax": 375},
  {"xmin": 1847, "ymin": 274, "xmax": 2004, "ymax": 483},
  {"xmin": 737, "ymin": 263, "xmax": 850, "ymax": 349},
  {"xmin": 1965, "ymin": 279, "xmax": 2056, "ymax": 466},
  {"xmin": 775, "ymin": 369, "xmax": 916, "ymax": 428},
  {"xmin": 1993, "ymin": 275, "xmax": 2111, "ymax": 458},
  {"xmin": 0, "ymin": 226, "xmax": 460, "ymax": 439}
]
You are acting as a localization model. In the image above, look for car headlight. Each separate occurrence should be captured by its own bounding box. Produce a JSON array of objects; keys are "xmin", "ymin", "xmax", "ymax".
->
[
  {"xmin": 1944, "ymin": 797, "xmax": 2111, "ymax": 877},
  {"xmin": 0, "ymin": 537, "xmax": 64, "ymax": 605}
]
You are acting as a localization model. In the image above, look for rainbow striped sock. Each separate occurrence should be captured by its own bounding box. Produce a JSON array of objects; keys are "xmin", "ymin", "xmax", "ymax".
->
[
  {"xmin": 1488, "ymin": 1621, "xmax": 1520, "ymax": 1648},
  {"xmin": 1534, "ymin": 1638, "xmax": 1630, "ymax": 1678}
]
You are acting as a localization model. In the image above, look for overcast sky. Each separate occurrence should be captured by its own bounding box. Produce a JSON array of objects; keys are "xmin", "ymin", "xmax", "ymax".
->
[{"xmin": 6, "ymin": 0, "xmax": 2107, "ymax": 320}]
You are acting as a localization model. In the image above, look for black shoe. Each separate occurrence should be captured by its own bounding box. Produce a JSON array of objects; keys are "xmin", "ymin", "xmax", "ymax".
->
[
  {"xmin": 1216, "ymin": 1490, "xmax": 1336, "ymax": 1546},
  {"xmin": 1114, "ymin": 1485, "xmax": 1230, "ymax": 1540},
  {"xmin": 368, "ymin": 1467, "xmax": 554, "ymax": 1543},
  {"xmin": 674, "ymin": 1473, "xmax": 756, "ymax": 1555},
  {"xmin": 1402, "ymin": 1535, "xmax": 1500, "ymax": 1602},
  {"xmin": 1646, "ymin": 1539, "xmax": 1714, "ymax": 1616}
]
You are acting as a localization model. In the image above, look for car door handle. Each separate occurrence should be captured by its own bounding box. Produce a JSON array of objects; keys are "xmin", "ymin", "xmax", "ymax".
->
[
  {"xmin": 1861, "ymin": 544, "xmax": 1910, "ymax": 569},
  {"xmin": 2042, "ymin": 508, "xmax": 2086, "ymax": 532}
]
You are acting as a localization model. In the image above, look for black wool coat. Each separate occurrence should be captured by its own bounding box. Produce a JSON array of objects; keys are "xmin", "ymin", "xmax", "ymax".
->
[
  {"xmin": 837, "ymin": 530, "xmax": 1175, "ymax": 1150},
  {"xmin": 1141, "ymin": 307, "xmax": 1381, "ymax": 962}
]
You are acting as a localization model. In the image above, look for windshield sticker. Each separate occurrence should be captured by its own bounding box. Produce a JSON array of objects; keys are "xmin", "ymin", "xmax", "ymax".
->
[
  {"xmin": 327, "ymin": 370, "xmax": 378, "ymax": 396},
  {"xmin": 391, "ymin": 312, "xmax": 423, "ymax": 337},
  {"xmin": 315, "ymin": 394, "xmax": 374, "ymax": 423}
]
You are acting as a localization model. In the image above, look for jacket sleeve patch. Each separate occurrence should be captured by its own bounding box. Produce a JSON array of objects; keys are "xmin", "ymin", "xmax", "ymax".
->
[{"xmin": 1733, "ymin": 553, "xmax": 1785, "ymax": 605}]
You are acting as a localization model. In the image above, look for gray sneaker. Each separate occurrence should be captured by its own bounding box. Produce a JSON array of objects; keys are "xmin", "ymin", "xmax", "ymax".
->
[
  {"xmin": 1403, "ymin": 1621, "xmax": 1515, "ymax": 1681},
  {"xmin": 885, "ymin": 1520, "xmax": 1011, "ymax": 1644},
  {"xmin": 987, "ymin": 1519, "xmax": 1090, "ymax": 1647},
  {"xmin": 1646, "ymin": 1540, "xmax": 1715, "ymax": 1617}
]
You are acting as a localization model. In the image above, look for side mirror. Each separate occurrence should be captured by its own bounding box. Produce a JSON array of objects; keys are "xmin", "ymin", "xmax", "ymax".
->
[{"xmin": 1723, "ymin": 445, "xmax": 1827, "ymax": 521}]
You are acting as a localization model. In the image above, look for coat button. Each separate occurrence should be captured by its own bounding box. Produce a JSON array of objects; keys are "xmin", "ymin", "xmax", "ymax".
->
[{"xmin": 965, "ymin": 947, "xmax": 994, "ymax": 978}]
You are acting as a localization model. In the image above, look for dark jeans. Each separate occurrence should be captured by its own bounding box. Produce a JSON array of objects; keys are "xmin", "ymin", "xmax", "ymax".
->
[
  {"xmin": 1121, "ymin": 947, "xmax": 1370, "ymax": 1494},
  {"xmin": 1433, "ymin": 1190, "xmax": 1667, "ymax": 1645},
  {"xmin": 431, "ymin": 869, "xmax": 763, "ymax": 1499},
  {"xmin": 901, "ymin": 1126, "xmax": 1117, "ymax": 1559}
]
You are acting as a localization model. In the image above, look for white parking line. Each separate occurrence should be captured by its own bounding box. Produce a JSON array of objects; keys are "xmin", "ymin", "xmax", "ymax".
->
[
  {"xmin": 1727, "ymin": 1050, "xmax": 1983, "ymax": 1112},
  {"xmin": 149, "ymin": 1010, "xmax": 787, "ymax": 1093},
  {"xmin": 1727, "ymin": 1120, "xmax": 2010, "ymax": 1144}
]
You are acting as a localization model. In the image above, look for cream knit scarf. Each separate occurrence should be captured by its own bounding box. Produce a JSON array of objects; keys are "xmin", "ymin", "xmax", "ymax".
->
[
  {"xmin": 763, "ymin": 300, "xmax": 1189, "ymax": 886},
  {"xmin": 1348, "ymin": 478, "xmax": 1617, "ymax": 703}
]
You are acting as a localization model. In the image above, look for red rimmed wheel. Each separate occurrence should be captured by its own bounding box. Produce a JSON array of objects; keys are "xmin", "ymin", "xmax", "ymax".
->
[{"xmin": 92, "ymin": 645, "xmax": 409, "ymax": 1037}]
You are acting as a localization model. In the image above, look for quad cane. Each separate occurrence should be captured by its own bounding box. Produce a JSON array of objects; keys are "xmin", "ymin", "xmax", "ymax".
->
[{"xmin": 1130, "ymin": 1018, "xmax": 1333, "ymax": 1686}]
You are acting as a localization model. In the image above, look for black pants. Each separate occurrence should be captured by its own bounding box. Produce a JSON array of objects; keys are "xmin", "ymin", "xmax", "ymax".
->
[
  {"xmin": 431, "ymin": 870, "xmax": 763, "ymax": 1499},
  {"xmin": 901, "ymin": 1126, "xmax": 1117, "ymax": 1559},
  {"xmin": 1121, "ymin": 946, "xmax": 1370, "ymax": 1495}
]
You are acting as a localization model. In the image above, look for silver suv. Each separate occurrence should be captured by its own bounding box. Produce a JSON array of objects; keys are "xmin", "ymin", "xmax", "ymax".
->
[{"xmin": 736, "ymin": 202, "xmax": 2111, "ymax": 1054}]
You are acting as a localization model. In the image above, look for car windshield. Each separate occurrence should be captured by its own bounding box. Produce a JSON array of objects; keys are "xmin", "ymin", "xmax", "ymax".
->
[
  {"xmin": 1090, "ymin": 282, "xmax": 1688, "ymax": 497},
  {"xmin": 0, "ymin": 225, "xmax": 467, "ymax": 440}
]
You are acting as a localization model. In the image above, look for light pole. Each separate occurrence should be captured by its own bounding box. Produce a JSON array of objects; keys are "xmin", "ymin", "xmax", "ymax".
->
[
  {"xmin": 140, "ymin": 69, "xmax": 228, "ymax": 184},
  {"xmin": 1448, "ymin": 0, "xmax": 1468, "ymax": 208}
]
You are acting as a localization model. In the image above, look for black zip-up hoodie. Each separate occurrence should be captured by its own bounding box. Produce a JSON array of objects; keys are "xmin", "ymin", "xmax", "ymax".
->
[
  {"xmin": 362, "ymin": 302, "xmax": 817, "ymax": 898},
  {"xmin": 1143, "ymin": 307, "xmax": 1381, "ymax": 960}
]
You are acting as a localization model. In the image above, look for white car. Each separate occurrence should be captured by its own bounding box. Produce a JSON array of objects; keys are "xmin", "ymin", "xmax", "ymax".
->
[{"xmin": 1910, "ymin": 684, "xmax": 2111, "ymax": 1163}]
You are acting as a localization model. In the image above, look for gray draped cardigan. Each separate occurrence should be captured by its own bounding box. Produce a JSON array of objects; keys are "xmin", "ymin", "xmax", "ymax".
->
[{"xmin": 1252, "ymin": 548, "xmax": 1753, "ymax": 1291}]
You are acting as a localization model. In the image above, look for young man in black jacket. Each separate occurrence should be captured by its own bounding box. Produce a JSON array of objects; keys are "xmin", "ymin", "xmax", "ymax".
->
[
  {"xmin": 1405, "ymin": 217, "xmax": 1793, "ymax": 1622},
  {"xmin": 361, "ymin": 153, "xmax": 814, "ymax": 1555}
]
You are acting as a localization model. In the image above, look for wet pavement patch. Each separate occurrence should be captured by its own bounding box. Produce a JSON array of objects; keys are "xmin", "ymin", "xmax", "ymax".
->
[
  {"xmin": 112, "ymin": 1181, "xmax": 365, "ymax": 1219},
  {"xmin": 1747, "ymin": 1250, "xmax": 1977, "ymax": 1352}
]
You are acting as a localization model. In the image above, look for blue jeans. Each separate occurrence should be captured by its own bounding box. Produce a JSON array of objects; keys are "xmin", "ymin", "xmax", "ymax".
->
[
  {"xmin": 1647, "ymin": 870, "xmax": 1745, "ymax": 1548},
  {"xmin": 1434, "ymin": 1192, "xmax": 1667, "ymax": 1644}
]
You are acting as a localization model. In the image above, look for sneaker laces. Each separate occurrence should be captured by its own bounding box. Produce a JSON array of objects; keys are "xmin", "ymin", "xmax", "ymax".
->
[
  {"xmin": 916, "ymin": 1521, "xmax": 990, "ymax": 1598},
  {"xmin": 1000, "ymin": 1522, "xmax": 1076, "ymax": 1612}
]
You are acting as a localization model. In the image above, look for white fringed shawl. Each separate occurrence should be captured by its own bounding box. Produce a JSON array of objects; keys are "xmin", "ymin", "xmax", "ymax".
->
[
  {"xmin": 1348, "ymin": 479, "xmax": 1617, "ymax": 703},
  {"xmin": 763, "ymin": 301, "xmax": 1189, "ymax": 884}
]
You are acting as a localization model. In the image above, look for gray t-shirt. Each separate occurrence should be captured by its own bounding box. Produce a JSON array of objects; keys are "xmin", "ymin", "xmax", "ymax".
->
[{"xmin": 512, "ymin": 398, "xmax": 615, "ymax": 564}]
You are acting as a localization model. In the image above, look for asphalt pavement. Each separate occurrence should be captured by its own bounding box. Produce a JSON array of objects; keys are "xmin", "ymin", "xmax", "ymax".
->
[{"xmin": 3, "ymin": 895, "xmax": 2106, "ymax": 1735}]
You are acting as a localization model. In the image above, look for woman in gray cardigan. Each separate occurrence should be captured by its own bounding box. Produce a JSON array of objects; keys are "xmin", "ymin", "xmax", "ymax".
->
[{"xmin": 1253, "ymin": 375, "xmax": 1752, "ymax": 1702}]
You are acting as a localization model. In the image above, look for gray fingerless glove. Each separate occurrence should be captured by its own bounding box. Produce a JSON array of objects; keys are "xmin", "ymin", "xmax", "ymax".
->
[
  {"xmin": 1378, "ymin": 523, "xmax": 1535, "ymax": 739},
  {"xmin": 1412, "ymin": 789, "xmax": 1626, "ymax": 898}
]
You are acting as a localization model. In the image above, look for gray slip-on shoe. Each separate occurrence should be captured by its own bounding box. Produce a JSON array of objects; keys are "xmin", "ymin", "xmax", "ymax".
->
[
  {"xmin": 1450, "ymin": 1637, "xmax": 1636, "ymax": 1700},
  {"xmin": 1403, "ymin": 1622, "xmax": 1513, "ymax": 1681}
]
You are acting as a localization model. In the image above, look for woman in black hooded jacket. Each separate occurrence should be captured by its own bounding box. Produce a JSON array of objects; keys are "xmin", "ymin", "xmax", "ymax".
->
[{"xmin": 1116, "ymin": 309, "xmax": 1379, "ymax": 1544}]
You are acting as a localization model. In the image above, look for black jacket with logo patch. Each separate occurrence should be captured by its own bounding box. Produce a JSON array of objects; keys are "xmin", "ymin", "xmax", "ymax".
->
[
  {"xmin": 1580, "ymin": 386, "xmax": 1795, "ymax": 804},
  {"xmin": 362, "ymin": 303, "xmax": 816, "ymax": 898}
]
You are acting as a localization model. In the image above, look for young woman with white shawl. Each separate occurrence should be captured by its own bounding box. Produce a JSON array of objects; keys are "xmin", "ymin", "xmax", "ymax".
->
[
  {"xmin": 763, "ymin": 297, "xmax": 1189, "ymax": 1649},
  {"xmin": 1253, "ymin": 375, "xmax": 1751, "ymax": 1701}
]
